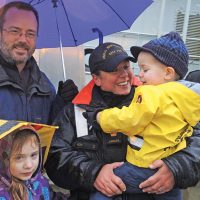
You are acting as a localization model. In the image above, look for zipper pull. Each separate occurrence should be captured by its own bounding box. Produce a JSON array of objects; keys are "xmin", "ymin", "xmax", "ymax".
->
[{"xmin": 27, "ymin": 183, "xmax": 36, "ymax": 196}]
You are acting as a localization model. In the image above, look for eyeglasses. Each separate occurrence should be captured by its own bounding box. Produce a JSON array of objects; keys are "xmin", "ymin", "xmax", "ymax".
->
[{"xmin": 3, "ymin": 28, "xmax": 37, "ymax": 40}]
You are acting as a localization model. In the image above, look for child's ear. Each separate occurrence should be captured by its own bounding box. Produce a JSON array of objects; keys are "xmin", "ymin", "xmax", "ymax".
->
[{"xmin": 164, "ymin": 67, "xmax": 176, "ymax": 80}]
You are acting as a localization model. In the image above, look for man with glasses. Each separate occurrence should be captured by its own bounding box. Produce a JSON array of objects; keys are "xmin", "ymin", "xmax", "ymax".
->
[{"xmin": 0, "ymin": 1, "xmax": 78, "ymax": 124}]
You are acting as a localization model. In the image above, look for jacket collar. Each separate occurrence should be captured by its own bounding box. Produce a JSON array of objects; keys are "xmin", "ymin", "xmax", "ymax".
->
[
  {"xmin": 72, "ymin": 76, "xmax": 141, "ymax": 105},
  {"xmin": 0, "ymin": 55, "xmax": 52, "ymax": 94}
]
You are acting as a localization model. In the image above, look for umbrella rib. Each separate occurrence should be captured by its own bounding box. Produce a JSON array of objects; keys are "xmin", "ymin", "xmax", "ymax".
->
[
  {"xmin": 60, "ymin": 0, "xmax": 77, "ymax": 46},
  {"xmin": 101, "ymin": 0, "xmax": 131, "ymax": 29}
]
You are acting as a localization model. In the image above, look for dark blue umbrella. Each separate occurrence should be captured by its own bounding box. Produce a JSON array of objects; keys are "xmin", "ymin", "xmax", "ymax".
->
[{"xmin": 2, "ymin": 0, "xmax": 153, "ymax": 48}]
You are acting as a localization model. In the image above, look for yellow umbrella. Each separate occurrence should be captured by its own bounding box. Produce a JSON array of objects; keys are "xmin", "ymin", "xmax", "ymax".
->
[{"xmin": 0, "ymin": 119, "xmax": 57, "ymax": 165}]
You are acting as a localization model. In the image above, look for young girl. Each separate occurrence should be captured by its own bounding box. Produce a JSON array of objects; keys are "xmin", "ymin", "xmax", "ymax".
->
[{"xmin": 0, "ymin": 125, "xmax": 67, "ymax": 200}]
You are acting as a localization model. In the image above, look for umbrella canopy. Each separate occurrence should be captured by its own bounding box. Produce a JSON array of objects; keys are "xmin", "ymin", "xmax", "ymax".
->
[
  {"xmin": 0, "ymin": 119, "xmax": 57, "ymax": 164},
  {"xmin": 2, "ymin": 0, "xmax": 153, "ymax": 48}
]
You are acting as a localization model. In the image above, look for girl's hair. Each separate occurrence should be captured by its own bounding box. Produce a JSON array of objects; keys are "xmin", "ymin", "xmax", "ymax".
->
[{"xmin": 9, "ymin": 129, "xmax": 40, "ymax": 200}]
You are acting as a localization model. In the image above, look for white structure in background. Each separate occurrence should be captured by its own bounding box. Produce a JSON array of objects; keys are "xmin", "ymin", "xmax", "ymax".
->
[{"xmin": 34, "ymin": 0, "xmax": 200, "ymax": 90}]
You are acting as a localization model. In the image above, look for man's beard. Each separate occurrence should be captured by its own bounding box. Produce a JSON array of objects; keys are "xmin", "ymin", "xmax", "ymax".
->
[
  {"xmin": 0, "ymin": 49, "xmax": 15, "ymax": 65},
  {"xmin": 0, "ymin": 40, "xmax": 34, "ymax": 65}
]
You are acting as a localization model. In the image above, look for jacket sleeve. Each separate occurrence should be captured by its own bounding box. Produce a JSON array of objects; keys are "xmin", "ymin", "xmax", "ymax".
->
[
  {"xmin": 49, "ymin": 94, "xmax": 65, "ymax": 123},
  {"xmin": 163, "ymin": 122, "xmax": 200, "ymax": 188},
  {"xmin": 99, "ymin": 86, "xmax": 159, "ymax": 135},
  {"xmin": 45, "ymin": 106, "xmax": 104, "ymax": 191}
]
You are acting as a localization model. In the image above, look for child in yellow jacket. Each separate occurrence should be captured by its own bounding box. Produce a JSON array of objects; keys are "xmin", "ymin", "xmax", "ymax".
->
[{"xmin": 90, "ymin": 32, "xmax": 200, "ymax": 200}]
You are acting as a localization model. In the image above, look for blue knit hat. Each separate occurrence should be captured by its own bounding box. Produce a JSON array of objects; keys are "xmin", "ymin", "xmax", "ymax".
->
[{"xmin": 130, "ymin": 32, "xmax": 189, "ymax": 79}]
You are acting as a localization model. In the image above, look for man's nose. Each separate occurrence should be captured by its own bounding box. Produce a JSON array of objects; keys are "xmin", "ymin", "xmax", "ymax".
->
[{"xmin": 17, "ymin": 33, "xmax": 28, "ymax": 42}]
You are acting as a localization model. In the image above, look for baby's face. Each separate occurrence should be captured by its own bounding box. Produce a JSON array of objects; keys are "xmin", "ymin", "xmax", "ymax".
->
[
  {"xmin": 137, "ymin": 51, "xmax": 168, "ymax": 85},
  {"xmin": 10, "ymin": 137, "xmax": 39, "ymax": 181}
]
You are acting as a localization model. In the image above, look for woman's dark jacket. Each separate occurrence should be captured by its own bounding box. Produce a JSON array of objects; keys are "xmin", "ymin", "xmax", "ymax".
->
[{"xmin": 45, "ymin": 80, "xmax": 200, "ymax": 200}]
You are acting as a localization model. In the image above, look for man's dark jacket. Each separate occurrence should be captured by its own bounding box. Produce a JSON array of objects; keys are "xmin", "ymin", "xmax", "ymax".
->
[
  {"xmin": 45, "ymin": 80, "xmax": 200, "ymax": 200},
  {"xmin": 0, "ymin": 55, "xmax": 56, "ymax": 124}
]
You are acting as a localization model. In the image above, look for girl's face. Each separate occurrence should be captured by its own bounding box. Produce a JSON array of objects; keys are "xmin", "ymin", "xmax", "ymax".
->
[{"xmin": 10, "ymin": 136, "xmax": 39, "ymax": 181}]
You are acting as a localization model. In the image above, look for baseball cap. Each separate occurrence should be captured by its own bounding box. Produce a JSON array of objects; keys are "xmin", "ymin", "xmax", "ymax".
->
[{"xmin": 89, "ymin": 42, "xmax": 136, "ymax": 73}]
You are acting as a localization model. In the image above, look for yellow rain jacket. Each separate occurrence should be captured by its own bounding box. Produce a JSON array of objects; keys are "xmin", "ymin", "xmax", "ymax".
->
[{"xmin": 99, "ymin": 81, "xmax": 200, "ymax": 167}]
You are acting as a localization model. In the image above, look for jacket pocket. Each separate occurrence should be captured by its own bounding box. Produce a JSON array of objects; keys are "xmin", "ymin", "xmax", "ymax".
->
[{"xmin": 72, "ymin": 134, "xmax": 99, "ymax": 151}]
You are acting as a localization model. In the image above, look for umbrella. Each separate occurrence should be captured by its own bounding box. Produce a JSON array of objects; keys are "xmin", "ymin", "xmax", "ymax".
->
[
  {"xmin": 3, "ymin": 0, "xmax": 153, "ymax": 48},
  {"xmin": 2, "ymin": 0, "xmax": 153, "ymax": 80}
]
